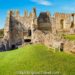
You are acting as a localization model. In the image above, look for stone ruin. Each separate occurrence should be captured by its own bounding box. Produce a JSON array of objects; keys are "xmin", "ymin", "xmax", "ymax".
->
[{"xmin": 0, "ymin": 8, "xmax": 75, "ymax": 53}]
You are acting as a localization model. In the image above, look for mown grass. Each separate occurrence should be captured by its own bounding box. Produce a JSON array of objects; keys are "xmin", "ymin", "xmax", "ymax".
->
[
  {"xmin": 64, "ymin": 34, "xmax": 75, "ymax": 40},
  {"xmin": 0, "ymin": 44, "xmax": 75, "ymax": 75}
]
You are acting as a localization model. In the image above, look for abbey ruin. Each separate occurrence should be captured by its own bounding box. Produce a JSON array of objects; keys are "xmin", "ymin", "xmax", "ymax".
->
[{"xmin": 1, "ymin": 8, "xmax": 75, "ymax": 52}]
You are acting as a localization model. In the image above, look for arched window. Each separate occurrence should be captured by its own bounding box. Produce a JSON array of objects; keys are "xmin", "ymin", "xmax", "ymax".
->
[
  {"xmin": 60, "ymin": 19, "xmax": 64, "ymax": 29},
  {"xmin": 71, "ymin": 14, "xmax": 74, "ymax": 28},
  {"xmin": 28, "ymin": 30, "xmax": 31, "ymax": 36}
]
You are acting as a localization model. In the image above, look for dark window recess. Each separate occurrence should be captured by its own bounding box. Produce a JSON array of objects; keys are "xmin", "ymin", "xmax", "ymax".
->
[
  {"xmin": 28, "ymin": 30, "xmax": 31, "ymax": 36},
  {"xmin": 60, "ymin": 19, "xmax": 64, "ymax": 29},
  {"xmin": 60, "ymin": 43, "xmax": 64, "ymax": 51},
  {"xmin": 24, "ymin": 39, "xmax": 31, "ymax": 42},
  {"xmin": 71, "ymin": 22, "xmax": 74, "ymax": 28},
  {"xmin": 11, "ymin": 45, "xmax": 16, "ymax": 50}
]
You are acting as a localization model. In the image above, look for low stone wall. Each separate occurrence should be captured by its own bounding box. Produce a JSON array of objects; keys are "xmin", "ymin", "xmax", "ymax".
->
[
  {"xmin": 32, "ymin": 30, "xmax": 45, "ymax": 44},
  {"xmin": 64, "ymin": 40, "xmax": 75, "ymax": 53},
  {"xmin": 32, "ymin": 30, "xmax": 75, "ymax": 53},
  {"xmin": 32, "ymin": 30, "xmax": 64, "ymax": 51}
]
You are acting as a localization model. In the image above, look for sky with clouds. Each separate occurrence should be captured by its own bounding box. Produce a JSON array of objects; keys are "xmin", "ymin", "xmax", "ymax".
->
[{"xmin": 0, "ymin": 0, "xmax": 75, "ymax": 29}]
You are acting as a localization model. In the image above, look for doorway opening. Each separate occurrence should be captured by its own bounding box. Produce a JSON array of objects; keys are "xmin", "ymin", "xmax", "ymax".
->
[
  {"xmin": 60, "ymin": 43, "xmax": 64, "ymax": 51},
  {"xmin": 11, "ymin": 44, "xmax": 16, "ymax": 50},
  {"xmin": 28, "ymin": 30, "xmax": 31, "ymax": 36},
  {"xmin": 60, "ymin": 19, "xmax": 64, "ymax": 29},
  {"xmin": 24, "ymin": 39, "xmax": 31, "ymax": 42}
]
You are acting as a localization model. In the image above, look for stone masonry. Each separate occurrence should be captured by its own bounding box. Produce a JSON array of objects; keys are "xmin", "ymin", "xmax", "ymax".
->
[{"xmin": 1, "ymin": 8, "xmax": 75, "ymax": 52}]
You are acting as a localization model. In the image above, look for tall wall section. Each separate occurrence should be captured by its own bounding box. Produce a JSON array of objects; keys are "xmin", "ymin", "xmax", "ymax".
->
[
  {"xmin": 4, "ymin": 8, "xmax": 37, "ymax": 48},
  {"xmin": 54, "ymin": 13, "xmax": 72, "ymax": 31}
]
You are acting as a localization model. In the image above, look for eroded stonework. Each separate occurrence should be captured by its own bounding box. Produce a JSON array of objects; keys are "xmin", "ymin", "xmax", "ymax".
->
[{"xmin": 1, "ymin": 8, "xmax": 75, "ymax": 52}]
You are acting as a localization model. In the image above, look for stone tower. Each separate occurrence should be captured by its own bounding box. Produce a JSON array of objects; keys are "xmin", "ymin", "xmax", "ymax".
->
[{"xmin": 37, "ymin": 12, "xmax": 52, "ymax": 32}]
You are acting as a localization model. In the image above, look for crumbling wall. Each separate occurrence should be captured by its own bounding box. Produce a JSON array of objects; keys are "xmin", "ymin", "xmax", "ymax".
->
[
  {"xmin": 37, "ymin": 12, "xmax": 52, "ymax": 32},
  {"xmin": 3, "ymin": 8, "xmax": 75, "ymax": 52},
  {"xmin": 64, "ymin": 40, "xmax": 75, "ymax": 53},
  {"xmin": 54, "ymin": 13, "xmax": 72, "ymax": 31},
  {"xmin": 32, "ymin": 30, "xmax": 45, "ymax": 44},
  {"xmin": 4, "ymin": 8, "xmax": 37, "ymax": 49}
]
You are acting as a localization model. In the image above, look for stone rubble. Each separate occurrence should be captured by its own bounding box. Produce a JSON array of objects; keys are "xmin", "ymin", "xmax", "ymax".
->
[{"xmin": 0, "ymin": 8, "xmax": 75, "ymax": 52}]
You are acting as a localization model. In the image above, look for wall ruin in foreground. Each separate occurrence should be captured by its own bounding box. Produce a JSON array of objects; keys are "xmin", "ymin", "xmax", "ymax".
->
[{"xmin": 0, "ymin": 8, "xmax": 75, "ymax": 52}]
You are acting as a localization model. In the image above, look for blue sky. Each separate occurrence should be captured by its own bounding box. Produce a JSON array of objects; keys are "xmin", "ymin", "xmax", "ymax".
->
[{"xmin": 0, "ymin": 0, "xmax": 75, "ymax": 29}]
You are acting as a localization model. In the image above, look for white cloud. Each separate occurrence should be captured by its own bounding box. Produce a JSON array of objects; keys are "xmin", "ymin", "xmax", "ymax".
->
[{"xmin": 31, "ymin": 0, "xmax": 53, "ymax": 6}]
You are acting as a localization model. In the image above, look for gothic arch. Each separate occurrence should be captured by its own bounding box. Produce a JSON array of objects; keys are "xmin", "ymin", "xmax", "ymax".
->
[{"xmin": 60, "ymin": 19, "xmax": 64, "ymax": 29}]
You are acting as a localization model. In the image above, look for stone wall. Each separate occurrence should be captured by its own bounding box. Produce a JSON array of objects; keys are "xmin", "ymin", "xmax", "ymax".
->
[
  {"xmin": 54, "ymin": 13, "xmax": 72, "ymax": 31},
  {"xmin": 4, "ymin": 8, "xmax": 37, "ymax": 49},
  {"xmin": 3, "ymin": 8, "xmax": 75, "ymax": 51},
  {"xmin": 37, "ymin": 12, "xmax": 52, "ymax": 32},
  {"xmin": 64, "ymin": 40, "xmax": 75, "ymax": 53}
]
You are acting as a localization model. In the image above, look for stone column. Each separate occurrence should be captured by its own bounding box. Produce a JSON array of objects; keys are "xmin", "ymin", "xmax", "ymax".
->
[
  {"xmin": 24, "ymin": 10, "xmax": 28, "ymax": 17},
  {"xmin": 32, "ymin": 8, "xmax": 37, "ymax": 18}
]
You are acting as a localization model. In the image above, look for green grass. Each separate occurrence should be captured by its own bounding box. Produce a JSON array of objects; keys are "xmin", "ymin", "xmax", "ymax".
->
[
  {"xmin": 0, "ymin": 44, "xmax": 75, "ymax": 75},
  {"xmin": 64, "ymin": 34, "xmax": 75, "ymax": 40}
]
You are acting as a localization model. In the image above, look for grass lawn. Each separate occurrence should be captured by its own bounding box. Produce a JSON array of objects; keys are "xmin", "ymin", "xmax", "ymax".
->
[
  {"xmin": 0, "ymin": 44, "xmax": 75, "ymax": 75},
  {"xmin": 64, "ymin": 34, "xmax": 75, "ymax": 40}
]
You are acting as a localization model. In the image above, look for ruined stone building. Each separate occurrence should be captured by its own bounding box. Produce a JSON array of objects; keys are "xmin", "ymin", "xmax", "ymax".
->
[{"xmin": 1, "ymin": 8, "xmax": 75, "ymax": 52}]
